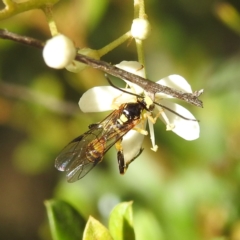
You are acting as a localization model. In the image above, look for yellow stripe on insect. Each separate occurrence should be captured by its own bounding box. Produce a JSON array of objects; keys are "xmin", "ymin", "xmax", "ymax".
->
[
  {"xmin": 119, "ymin": 114, "xmax": 128, "ymax": 123},
  {"xmin": 144, "ymin": 95, "xmax": 154, "ymax": 109}
]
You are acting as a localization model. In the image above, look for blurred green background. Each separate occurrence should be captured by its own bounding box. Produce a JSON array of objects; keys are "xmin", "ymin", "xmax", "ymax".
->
[{"xmin": 1, "ymin": 0, "xmax": 240, "ymax": 239}]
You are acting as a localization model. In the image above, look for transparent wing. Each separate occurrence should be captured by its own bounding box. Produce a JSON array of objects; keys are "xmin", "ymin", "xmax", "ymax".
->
[
  {"xmin": 55, "ymin": 129, "xmax": 103, "ymax": 182},
  {"xmin": 55, "ymin": 104, "xmax": 141, "ymax": 182}
]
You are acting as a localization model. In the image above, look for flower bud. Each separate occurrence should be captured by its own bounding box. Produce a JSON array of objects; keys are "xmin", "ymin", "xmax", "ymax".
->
[
  {"xmin": 131, "ymin": 18, "xmax": 151, "ymax": 40},
  {"xmin": 43, "ymin": 34, "xmax": 76, "ymax": 69}
]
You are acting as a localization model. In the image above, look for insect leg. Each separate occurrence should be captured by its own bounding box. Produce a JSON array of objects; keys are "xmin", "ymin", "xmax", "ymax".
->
[
  {"xmin": 132, "ymin": 126, "xmax": 148, "ymax": 135},
  {"xmin": 123, "ymin": 147, "xmax": 144, "ymax": 171},
  {"xmin": 115, "ymin": 139, "xmax": 125, "ymax": 174},
  {"xmin": 116, "ymin": 139, "xmax": 144, "ymax": 174},
  {"xmin": 144, "ymin": 111, "xmax": 161, "ymax": 124},
  {"xmin": 88, "ymin": 123, "xmax": 100, "ymax": 129}
]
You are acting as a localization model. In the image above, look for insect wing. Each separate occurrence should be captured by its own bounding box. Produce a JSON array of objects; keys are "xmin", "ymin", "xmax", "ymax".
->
[
  {"xmin": 55, "ymin": 105, "xmax": 142, "ymax": 182},
  {"xmin": 55, "ymin": 128, "xmax": 103, "ymax": 182}
]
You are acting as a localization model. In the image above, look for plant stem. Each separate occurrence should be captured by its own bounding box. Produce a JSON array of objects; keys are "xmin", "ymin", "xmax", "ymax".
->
[
  {"xmin": 97, "ymin": 31, "xmax": 132, "ymax": 57},
  {"xmin": 42, "ymin": 5, "xmax": 58, "ymax": 36},
  {"xmin": 133, "ymin": 0, "xmax": 146, "ymax": 76},
  {"xmin": 0, "ymin": 0, "xmax": 59, "ymax": 20}
]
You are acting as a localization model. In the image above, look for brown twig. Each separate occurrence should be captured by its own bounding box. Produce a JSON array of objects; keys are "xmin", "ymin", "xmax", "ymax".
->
[
  {"xmin": 0, "ymin": 29, "xmax": 44, "ymax": 49},
  {"xmin": 0, "ymin": 29, "xmax": 203, "ymax": 107}
]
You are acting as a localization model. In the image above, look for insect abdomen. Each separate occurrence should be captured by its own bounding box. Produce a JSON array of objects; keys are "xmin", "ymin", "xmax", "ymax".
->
[{"xmin": 86, "ymin": 137, "xmax": 106, "ymax": 163}]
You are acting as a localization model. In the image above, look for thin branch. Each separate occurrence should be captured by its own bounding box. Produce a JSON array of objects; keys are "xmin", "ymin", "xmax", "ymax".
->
[
  {"xmin": 0, "ymin": 81, "xmax": 80, "ymax": 116},
  {"xmin": 0, "ymin": 0, "xmax": 59, "ymax": 20},
  {"xmin": 75, "ymin": 55, "xmax": 204, "ymax": 108},
  {"xmin": 0, "ymin": 29, "xmax": 203, "ymax": 108},
  {"xmin": 0, "ymin": 29, "xmax": 44, "ymax": 49}
]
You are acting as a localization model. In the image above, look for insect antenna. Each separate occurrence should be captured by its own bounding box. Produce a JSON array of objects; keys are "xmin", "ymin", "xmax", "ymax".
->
[
  {"xmin": 105, "ymin": 75, "xmax": 198, "ymax": 122},
  {"xmin": 106, "ymin": 74, "xmax": 141, "ymax": 98},
  {"xmin": 152, "ymin": 101, "xmax": 199, "ymax": 122}
]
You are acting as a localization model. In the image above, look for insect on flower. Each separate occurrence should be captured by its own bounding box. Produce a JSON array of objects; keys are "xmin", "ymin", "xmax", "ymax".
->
[{"xmin": 55, "ymin": 77, "xmax": 198, "ymax": 183}]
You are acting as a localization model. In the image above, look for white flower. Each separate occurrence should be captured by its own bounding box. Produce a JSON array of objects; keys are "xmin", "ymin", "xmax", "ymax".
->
[{"xmin": 79, "ymin": 61, "xmax": 200, "ymax": 164}]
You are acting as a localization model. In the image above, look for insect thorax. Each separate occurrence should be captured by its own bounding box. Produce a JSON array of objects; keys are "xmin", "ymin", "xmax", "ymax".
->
[{"xmin": 118, "ymin": 102, "xmax": 144, "ymax": 124}]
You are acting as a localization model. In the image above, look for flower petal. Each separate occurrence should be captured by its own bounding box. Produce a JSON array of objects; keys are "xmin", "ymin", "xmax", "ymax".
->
[
  {"xmin": 121, "ymin": 127, "xmax": 145, "ymax": 163},
  {"xmin": 116, "ymin": 61, "xmax": 145, "ymax": 77},
  {"xmin": 157, "ymin": 100, "xmax": 200, "ymax": 140},
  {"xmin": 79, "ymin": 86, "xmax": 136, "ymax": 112},
  {"xmin": 115, "ymin": 61, "xmax": 145, "ymax": 93},
  {"xmin": 155, "ymin": 75, "xmax": 192, "ymax": 99}
]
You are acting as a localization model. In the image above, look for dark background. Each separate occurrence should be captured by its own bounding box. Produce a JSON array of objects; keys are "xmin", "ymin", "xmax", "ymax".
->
[{"xmin": 1, "ymin": 0, "xmax": 240, "ymax": 239}]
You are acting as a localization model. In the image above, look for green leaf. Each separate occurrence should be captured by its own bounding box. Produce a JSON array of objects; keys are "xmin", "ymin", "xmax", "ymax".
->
[
  {"xmin": 83, "ymin": 216, "xmax": 113, "ymax": 240},
  {"xmin": 134, "ymin": 209, "xmax": 164, "ymax": 240},
  {"xmin": 108, "ymin": 201, "xmax": 135, "ymax": 240},
  {"xmin": 45, "ymin": 199, "xmax": 86, "ymax": 240}
]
